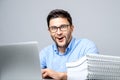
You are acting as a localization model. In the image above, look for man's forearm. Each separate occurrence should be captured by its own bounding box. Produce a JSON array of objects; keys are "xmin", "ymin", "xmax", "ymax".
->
[{"xmin": 60, "ymin": 72, "xmax": 67, "ymax": 80}]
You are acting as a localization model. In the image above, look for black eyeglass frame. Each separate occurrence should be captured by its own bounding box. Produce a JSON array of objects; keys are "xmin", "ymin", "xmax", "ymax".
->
[{"xmin": 49, "ymin": 24, "xmax": 70, "ymax": 33}]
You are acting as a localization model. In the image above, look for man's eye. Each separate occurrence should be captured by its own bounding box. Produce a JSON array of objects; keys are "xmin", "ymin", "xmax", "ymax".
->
[
  {"xmin": 61, "ymin": 25, "xmax": 66, "ymax": 28},
  {"xmin": 52, "ymin": 27, "xmax": 57, "ymax": 30}
]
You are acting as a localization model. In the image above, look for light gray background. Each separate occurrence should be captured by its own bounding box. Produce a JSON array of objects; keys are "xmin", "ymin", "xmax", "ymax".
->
[{"xmin": 0, "ymin": 0, "xmax": 120, "ymax": 56}]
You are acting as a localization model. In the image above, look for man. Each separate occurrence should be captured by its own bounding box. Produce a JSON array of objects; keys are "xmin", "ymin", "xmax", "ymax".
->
[{"xmin": 39, "ymin": 9, "xmax": 99, "ymax": 80}]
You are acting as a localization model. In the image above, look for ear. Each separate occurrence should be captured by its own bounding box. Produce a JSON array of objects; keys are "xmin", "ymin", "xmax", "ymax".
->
[
  {"xmin": 48, "ymin": 28, "xmax": 51, "ymax": 33},
  {"xmin": 71, "ymin": 25, "xmax": 74, "ymax": 32}
]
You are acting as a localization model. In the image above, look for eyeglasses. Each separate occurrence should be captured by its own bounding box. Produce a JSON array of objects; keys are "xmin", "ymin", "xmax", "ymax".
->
[{"xmin": 49, "ymin": 24, "xmax": 70, "ymax": 33}]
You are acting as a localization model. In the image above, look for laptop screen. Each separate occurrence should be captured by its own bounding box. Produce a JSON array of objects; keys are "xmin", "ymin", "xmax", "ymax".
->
[{"xmin": 0, "ymin": 41, "xmax": 42, "ymax": 80}]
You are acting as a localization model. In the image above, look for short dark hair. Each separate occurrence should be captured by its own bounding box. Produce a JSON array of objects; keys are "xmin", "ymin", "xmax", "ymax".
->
[{"xmin": 47, "ymin": 9, "xmax": 72, "ymax": 27}]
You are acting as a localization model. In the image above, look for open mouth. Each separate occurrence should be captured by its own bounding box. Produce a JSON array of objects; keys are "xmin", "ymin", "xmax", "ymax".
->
[{"xmin": 57, "ymin": 37, "xmax": 64, "ymax": 42}]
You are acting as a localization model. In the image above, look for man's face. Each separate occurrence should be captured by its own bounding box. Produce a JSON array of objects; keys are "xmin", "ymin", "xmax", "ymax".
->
[{"xmin": 49, "ymin": 17, "xmax": 74, "ymax": 48}]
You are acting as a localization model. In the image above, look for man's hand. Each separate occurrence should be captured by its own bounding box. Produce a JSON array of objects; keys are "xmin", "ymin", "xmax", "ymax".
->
[{"xmin": 42, "ymin": 68, "xmax": 67, "ymax": 80}]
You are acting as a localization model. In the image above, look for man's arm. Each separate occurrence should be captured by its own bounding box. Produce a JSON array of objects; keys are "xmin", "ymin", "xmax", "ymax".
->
[{"xmin": 42, "ymin": 68, "xmax": 67, "ymax": 80}]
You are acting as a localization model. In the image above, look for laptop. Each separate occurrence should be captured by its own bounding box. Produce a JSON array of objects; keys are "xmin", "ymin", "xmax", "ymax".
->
[{"xmin": 0, "ymin": 41, "xmax": 43, "ymax": 80}]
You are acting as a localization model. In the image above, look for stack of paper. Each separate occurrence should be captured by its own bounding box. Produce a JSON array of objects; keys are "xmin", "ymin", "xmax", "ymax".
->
[{"xmin": 66, "ymin": 54, "xmax": 120, "ymax": 80}]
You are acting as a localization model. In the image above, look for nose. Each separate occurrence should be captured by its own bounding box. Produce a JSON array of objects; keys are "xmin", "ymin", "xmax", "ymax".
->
[{"xmin": 56, "ymin": 28, "xmax": 62, "ymax": 34}]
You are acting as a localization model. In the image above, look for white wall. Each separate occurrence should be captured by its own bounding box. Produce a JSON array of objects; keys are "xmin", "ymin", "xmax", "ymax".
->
[{"xmin": 0, "ymin": 0, "xmax": 120, "ymax": 56}]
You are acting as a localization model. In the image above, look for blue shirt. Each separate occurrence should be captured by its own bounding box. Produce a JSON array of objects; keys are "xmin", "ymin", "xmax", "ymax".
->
[{"xmin": 39, "ymin": 37, "xmax": 99, "ymax": 72}]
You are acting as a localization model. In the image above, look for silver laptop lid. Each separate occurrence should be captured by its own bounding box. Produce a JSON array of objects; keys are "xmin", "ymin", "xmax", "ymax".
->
[{"xmin": 0, "ymin": 41, "xmax": 42, "ymax": 80}]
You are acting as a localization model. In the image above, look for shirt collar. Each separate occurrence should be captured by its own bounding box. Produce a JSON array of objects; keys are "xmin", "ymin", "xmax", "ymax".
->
[{"xmin": 53, "ymin": 37, "xmax": 75, "ymax": 55}]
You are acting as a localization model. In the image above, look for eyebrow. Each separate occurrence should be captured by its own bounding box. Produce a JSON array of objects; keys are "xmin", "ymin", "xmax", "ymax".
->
[{"xmin": 50, "ymin": 24, "xmax": 70, "ymax": 27}]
